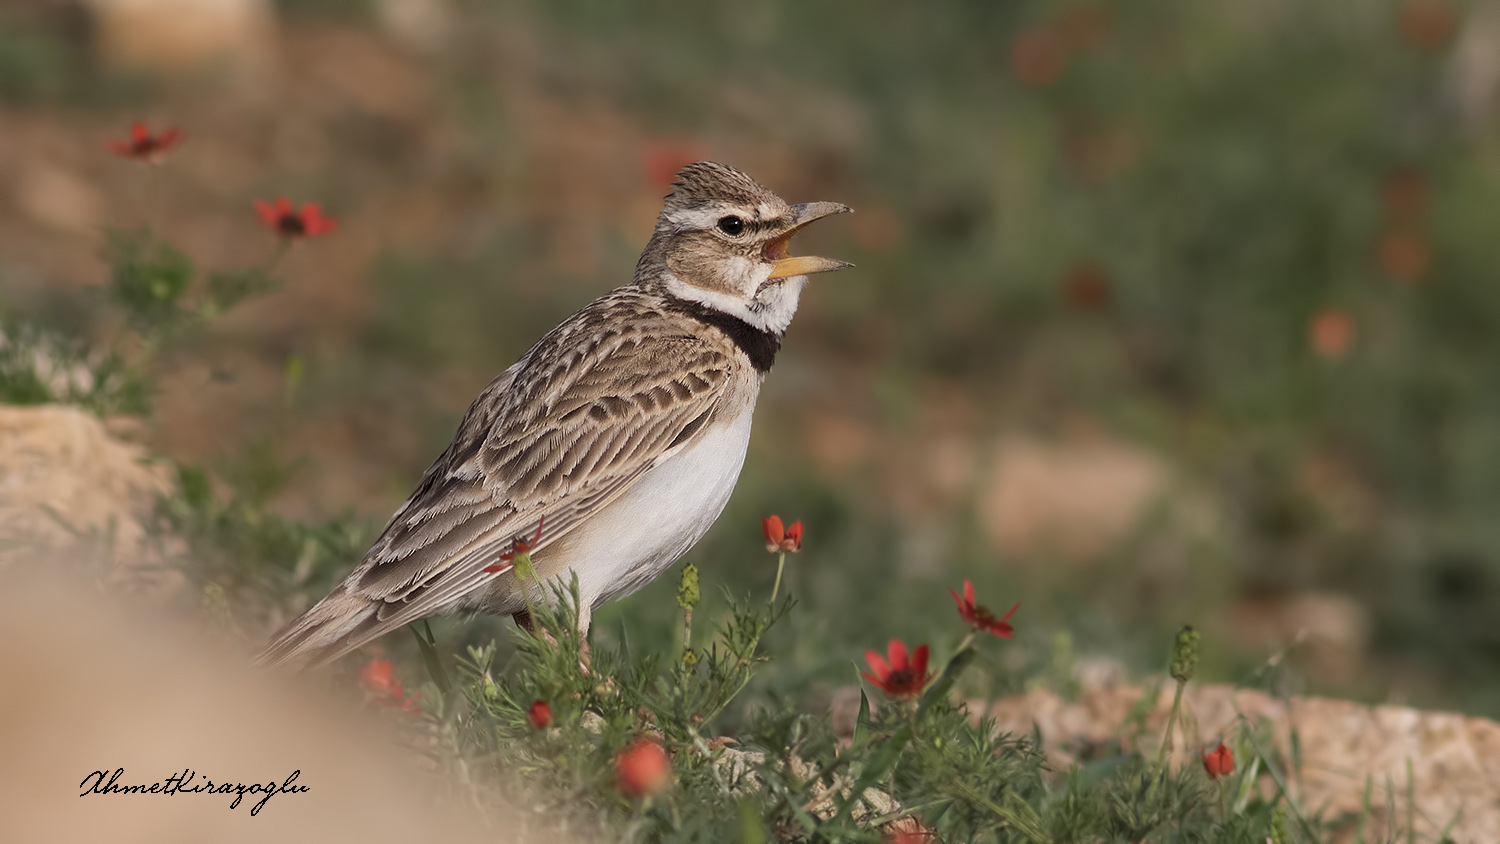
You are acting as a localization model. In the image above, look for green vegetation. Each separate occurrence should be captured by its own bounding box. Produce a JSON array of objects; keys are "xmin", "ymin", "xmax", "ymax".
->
[{"xmin": 0, "ymin": 0, "xmax": 1492, "ymax": 839}]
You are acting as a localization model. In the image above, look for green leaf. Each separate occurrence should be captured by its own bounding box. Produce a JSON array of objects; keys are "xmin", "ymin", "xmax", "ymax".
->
[{"xmin": 852, "ymin": 687, "xmax": 871, "ymax": 747}]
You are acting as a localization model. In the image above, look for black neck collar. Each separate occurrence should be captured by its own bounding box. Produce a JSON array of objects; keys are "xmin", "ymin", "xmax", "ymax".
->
[{"xmin": 663, "ymin": 298, "xmax": 781, "ymax": 373}]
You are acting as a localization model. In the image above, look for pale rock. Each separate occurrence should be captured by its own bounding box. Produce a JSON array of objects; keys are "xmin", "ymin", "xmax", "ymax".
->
[
  {"xmin": 978, "ymin": 682, "xmax": 1500, "ymax": 843},
  {"xmin": 13, "ymin": 162, "xmax": 102, "ymax": 234},
  {"xmin": 85, "ymin": 0, "xmax": 274, "ymax": 76},
  {"xmin": 978, "ymin": 433, "xmax": 1184, "ymax": 561},
  {"xmin": 0, "ymin": 404, "xmax": 176, "ymax": 592}
]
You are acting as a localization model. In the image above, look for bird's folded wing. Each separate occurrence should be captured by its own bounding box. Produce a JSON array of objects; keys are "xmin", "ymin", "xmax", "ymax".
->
[{"xmin": 343, "ymin": 329, "xmax": 733, "ymax": 632}]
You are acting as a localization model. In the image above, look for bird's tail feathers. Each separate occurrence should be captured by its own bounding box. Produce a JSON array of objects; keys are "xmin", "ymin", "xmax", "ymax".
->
[{"xmin": 254, "ymin": 587, "xmax": 385, "ymax": 670}]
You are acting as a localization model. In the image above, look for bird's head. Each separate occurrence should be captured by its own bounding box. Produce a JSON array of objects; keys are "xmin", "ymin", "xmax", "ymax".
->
[{"xmin": 638, "ymin": 161, "xmax": 852, "ymax": 334}]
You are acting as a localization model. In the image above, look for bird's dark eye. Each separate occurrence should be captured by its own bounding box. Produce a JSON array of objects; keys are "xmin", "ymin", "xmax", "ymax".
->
[{"xmin": 717, "ymin": 215, "xmax": 745, "ymax": 236}]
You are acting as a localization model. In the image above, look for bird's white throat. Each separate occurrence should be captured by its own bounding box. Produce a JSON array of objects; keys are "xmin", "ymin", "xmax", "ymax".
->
[{"xmin": 661, "ymin": 271, "xmax": 807, "ymax": 335}]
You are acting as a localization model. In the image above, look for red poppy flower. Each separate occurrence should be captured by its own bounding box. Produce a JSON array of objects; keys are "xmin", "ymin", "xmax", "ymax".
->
[
  {"xmin": 949, "ymin": 579, "xmax": 1019, "ymax": 638},
  {"xmin": 615, "ymin": 737, "xmax": 671, "ymax": 797},
  {"xmin": 761, "ymin": 515, "xmax": 803, "ymax": 553},
  {"xmin": 483, "ymin": 515, "xmax": 546, "ymax": 573},
  {"xmin": 527, "ymin": 699, "xmax": 553, "ymax": 729},
  {"xmin": 1202, "ymin": 743, "xmax": 1234, "ymax": 779},
  {"xmin": 861, "ymin": 639, "xmax": 932, "ymax": 700},
  {"xmin": 108, "ymin": 121, "xmax": 182, "ymax": 162},
  {"xmin": 255, "ymin": 198, "xmax": 338, "ymax": 239}
]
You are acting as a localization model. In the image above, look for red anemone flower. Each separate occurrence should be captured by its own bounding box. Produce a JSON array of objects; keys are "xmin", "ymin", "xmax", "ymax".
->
[
  {"xmin": 950, "ymin": 579, "xmax": 1019, "ymax": 638},
  {"xmin": 861, "ymin": 639, "xmax": 932, "ymax": 700},
  {"xmin": 1202, "ymin": 743, "xmax": 1234, "ymax": 779},
  {"xmin": 761, "ymin": 515, "xmax": 803, "ymax": 553},
  {"xmin": 527, "ymin": 699, "xmax": 553, "ymax": 729},
  {"xmin": 255, "ymin": 197, "xmax": 338, "ymax": 239},
  {"xmin": 615, "ymin": 736, "xmax": 671, "ymax": 797},
  {"xmin": 109, "ymin": 121, "xmax": 182, "ymax": 162}
]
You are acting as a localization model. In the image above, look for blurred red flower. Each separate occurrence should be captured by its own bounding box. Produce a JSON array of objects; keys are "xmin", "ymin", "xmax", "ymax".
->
[
  {"xmin": 1061, "ymin": 261, "xmax": 1111, "ymax": 311},
  {"xmin": 862, "ymin": 639, "xmax": 932, "ymax": 700},
  {"xmin": 359, "ymin": 658, "xmax": 422, "ymax": 713},
  {"xmin": 1202, "ymin": 743, "xmax": 1234, "ymax": 779},
  {"xmin": 616, "ymin": 737, "xmax": 671, "ymax": 797},
  {"xmin": 1010, "ymin": 26, "xmax": 1068, "ymax": 86},
  {"xmin": 1381, "ymin": 169, "xmax": 1429, "ymax": 221},
  {"xmin": 1400, "ymin": 0, "xmax": 1455, "ymax": 50},
  {"xmin": 641, "ymin": 140, "xmax": 708, "ymax": 191},
  {"xmin": 762, "ymin": 515, "xmax": 803, "ymax": 553},
  {"xmin": 1378, "ymin": 228, "xmax": 1430, "ymax": 283},
  {"xmin": 108, "ymin": 121, "xmax": 182, "ymax": 163},
  {"xmin": 360, "ymin": 658, "xmax": 399, "ymax": 697},
  {"xmin": 1057, "ymin": 4, "xmax": 1111, "ymax": 53},
  {"xmin": 1310, "ymin": 308, "xmax": 1356, "ymax": 359},
  {"xmin": 527, "ymin": 699, "xmax": 553, "ymax": 729},
  {"xmin": 1064, "ymin": 127, "xmax": 1141, "ymax": 184},
  {"xmin": 950, "ymin": 579, "xmax": 1019, "ymax": 638},
  {"xmin": 255, "ymin": 197, "xmax": 338, "ymax": 239}
]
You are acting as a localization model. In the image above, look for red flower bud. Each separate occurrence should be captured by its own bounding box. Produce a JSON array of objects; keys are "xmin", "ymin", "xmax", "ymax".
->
[{"xmin": 1202, "ymin": 743, "xmax": 1234, "ymax": 779}]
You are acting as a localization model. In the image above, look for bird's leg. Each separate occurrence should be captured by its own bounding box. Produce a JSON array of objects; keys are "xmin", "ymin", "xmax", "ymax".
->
[
  {"xmin": 513, "ymin": 608, "xmax": 560, "ymax": 648},
  {"xmin": 511, "ymin": 602, "xmax": 590, "ymax": 673},
  {"xmin": 575, "ymin": 603, "xmax": 593, "ymax": 675}
]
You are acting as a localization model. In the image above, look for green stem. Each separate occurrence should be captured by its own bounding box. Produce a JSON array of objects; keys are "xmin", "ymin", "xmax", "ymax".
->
[
  {"xmin": 955, "ymin": 630, "xmax": 976, "ymax": 657},
  {"xmin": 769, "ymin": 551, "xmax": 786, "ymax": 606},
  {"xmin": 1155, "ymin": 676, "xmax": 1186, "ymax": 769},
  {"xmin": 411, "ymin": 619, "xmax": 452, "ymax": 696},
  {"xmin": 146, "ymin": 165, "xmax": 163, "ymax": 231},
  {"xmin": 264, "ymin": 239, "xmax": 292, "ymax": 273},
  {"xmin": 1145, "ymin": 676, "xmax": 1187, "ymax": 807}
]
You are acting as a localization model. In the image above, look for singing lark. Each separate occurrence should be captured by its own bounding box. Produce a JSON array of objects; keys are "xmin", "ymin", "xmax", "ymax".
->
[{"xmin": 257, "ymin": 162, "xmax": 851, "ymax": 668}]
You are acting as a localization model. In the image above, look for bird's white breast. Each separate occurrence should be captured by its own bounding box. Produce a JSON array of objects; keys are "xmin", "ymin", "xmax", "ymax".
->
[{"xmin": 562, "ymin": 401, "xmax": 756, "ymax": 608}]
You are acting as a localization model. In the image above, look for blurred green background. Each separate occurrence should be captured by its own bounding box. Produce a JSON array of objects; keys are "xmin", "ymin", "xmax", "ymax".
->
[{"xmin": 2, "ymin": 0, "xmax": 1498, "ymax": 717}]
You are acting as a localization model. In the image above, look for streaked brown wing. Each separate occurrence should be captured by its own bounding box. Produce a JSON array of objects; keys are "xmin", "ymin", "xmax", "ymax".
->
[{"xmin": 339, "ymin": 319, "xmax": 732, "ymax": 635}]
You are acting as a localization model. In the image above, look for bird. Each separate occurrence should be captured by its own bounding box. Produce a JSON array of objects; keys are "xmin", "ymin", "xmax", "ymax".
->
[{"xmin": 256, "ymin": 162, "xmax": 851, "ymax": 669}]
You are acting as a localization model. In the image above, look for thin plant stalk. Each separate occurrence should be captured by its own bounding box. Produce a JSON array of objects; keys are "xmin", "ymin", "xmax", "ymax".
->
[{"xmin": 769, "ymin": 551, "xmax": 786, "ymax": 606}]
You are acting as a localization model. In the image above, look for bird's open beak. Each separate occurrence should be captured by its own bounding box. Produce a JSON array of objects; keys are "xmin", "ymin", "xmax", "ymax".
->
[{"xmin": 765, "ymin": 201, "xmax": 854, "ymax": 280}]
